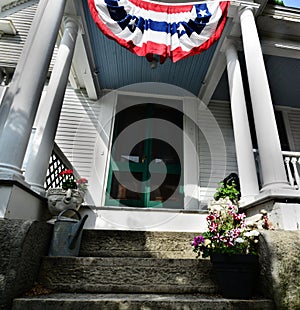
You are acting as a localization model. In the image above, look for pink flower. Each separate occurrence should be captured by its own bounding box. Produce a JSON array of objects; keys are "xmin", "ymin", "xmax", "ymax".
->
[
  {"xmin": 223, "ymin": 238, "xmax": 234, "ymax": 247},
  {"xmin": 230, "ymin": 228, "xmax": 241, "ymax": 238},
  {"xmin": 209, "ymin": 222, "xmax": 218, "ymax": 232},
  {"xmin": 206, "ymin": 214, "xmax": 216, "ymax": 222},
  {"xmin": 233, "ymin": 213, "xmax": 246, "ymax": 221},
  {"xmin": 212, "ymin": 233, "xmax": 222, "ymax": 243},
  {"xmin": 77, "ymin": 178, "xmax": 88, "ymax": 184}
]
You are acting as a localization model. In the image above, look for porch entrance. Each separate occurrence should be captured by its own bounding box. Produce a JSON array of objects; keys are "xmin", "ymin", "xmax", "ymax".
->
[{"xmin": 105, "ymin": 102, "xmax": 183, "ymax": 208}]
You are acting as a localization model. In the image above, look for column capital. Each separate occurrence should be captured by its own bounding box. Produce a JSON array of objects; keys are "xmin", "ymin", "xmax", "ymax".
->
[
  {"xmin": 227, "ymin": 1, "xmax": 260, "ymax": 21},
  {"xmin": 63, "ymin": 15, "xmax": 81, "ymax": 33},
  {"xmin": 238, "ymin": 3, "xmax": 260, "ymax": 18},
  {"xmin": 63, "ymin": 15, "xmax": 79, "ymax": 25}
]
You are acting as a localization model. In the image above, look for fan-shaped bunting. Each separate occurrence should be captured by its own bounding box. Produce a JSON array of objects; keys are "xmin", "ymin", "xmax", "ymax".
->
[{"xmin": 88, "ymin": 0, "xmax": 230, "ymax": 62}]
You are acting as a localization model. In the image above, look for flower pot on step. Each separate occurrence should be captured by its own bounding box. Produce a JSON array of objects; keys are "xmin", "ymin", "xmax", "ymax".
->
[{"xmin": 210, "ymin": 253, "xmax": 259, "ymax": 299}]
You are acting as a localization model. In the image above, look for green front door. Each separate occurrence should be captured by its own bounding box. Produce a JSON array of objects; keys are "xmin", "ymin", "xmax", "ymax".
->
[{"xmin": 105, "ymin": 103, "xmax": 183, "ymax": 208}]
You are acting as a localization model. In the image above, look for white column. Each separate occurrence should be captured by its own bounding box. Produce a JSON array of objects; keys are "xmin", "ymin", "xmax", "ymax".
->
[
  {"xmin": 0, "ymin": 0, "xmax": 67, "ymax": 178},
  {"xmin": 225, "ymin": 41, "xmax": 259, "ymax": 201},
  {"xmin": 25, "ymin": 17, "xmax": 79, "ymax": 194},
  {"xmin": 239, "ymin": 7, "xmax": 290, "ymax": 191}
]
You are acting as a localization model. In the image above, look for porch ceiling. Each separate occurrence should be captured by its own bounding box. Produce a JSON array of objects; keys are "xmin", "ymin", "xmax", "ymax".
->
[
  {"xmin": 82, "ymin": 0, "xmax": 217, "ymax": 96},
  {"xmin": 81, "ymin": 1, "xmax": 300, "ymax": 107}
]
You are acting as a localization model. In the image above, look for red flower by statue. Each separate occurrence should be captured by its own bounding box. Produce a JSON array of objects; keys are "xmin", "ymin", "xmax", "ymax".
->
[{"xmin": 58, "ymin": 169, "xmax": 88, "ymax": 192}]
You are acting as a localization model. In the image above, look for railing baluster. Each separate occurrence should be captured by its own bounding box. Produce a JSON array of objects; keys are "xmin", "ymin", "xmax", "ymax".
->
[
  {"xmin": 284, "ymin": 157, "xmax": 294, "ymax": 187},
  {"xmin": 291, "ymin": 157, "xmax": 300, "ymax": 189},
  {"xmin": 298, "ymin": 158, "xmax": 300, "ymax": 189},
  {"xmin": 254, "ymin": 150, "xmax": 300, "ymax": 191}
]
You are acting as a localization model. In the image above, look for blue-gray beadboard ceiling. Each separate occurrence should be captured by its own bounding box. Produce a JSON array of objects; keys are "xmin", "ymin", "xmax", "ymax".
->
[{"xmin": 82, "ymin": 0, "xmax": 217, "ymax": 96}]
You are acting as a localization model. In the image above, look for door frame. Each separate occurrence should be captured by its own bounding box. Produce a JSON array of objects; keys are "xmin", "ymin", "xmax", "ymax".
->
[{"xmin": 102, "ymin": 90, "xmax": 200, "ymax": 210}]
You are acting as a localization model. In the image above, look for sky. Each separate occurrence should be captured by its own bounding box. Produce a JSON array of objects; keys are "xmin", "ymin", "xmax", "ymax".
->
[{"xmin": 283, "ymin": 0, "xmax": 300, "ymax": 8}]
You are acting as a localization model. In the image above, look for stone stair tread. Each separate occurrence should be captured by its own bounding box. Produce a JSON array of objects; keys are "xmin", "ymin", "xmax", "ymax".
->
[
  {"xmin": 13, "ymin": 293, "xmax": 275, "ymax": 310},
  {"xmin": 39, "ymin": 256, "xmax": 216, "ymax": 294},
  {"xmin": 80, "ymin": 230, "xmax": 198, "ymax": 258},
  {"xmin": 39, "ymin": 256, "xmax": 213, "ymax": 269}
]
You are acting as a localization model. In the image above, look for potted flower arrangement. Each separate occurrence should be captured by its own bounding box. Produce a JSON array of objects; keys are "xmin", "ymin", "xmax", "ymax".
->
[
  {"xmin": 47, "ymin": 169, "xmax": 88, "ymax": 216},
  {"xmin": 191, "ymin": 197, "xmax": 260, "ymax": 299}
]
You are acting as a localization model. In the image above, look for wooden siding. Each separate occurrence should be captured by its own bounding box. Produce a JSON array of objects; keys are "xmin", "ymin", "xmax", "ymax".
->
[
  {"xmin": 0, "ymin": 1, "xmax": 38, "ymax": 67},
  {"xmin": 55, "ymin": 87, "xmax": 100, "ymax": 181},
  {"xmin": 198, "ymin": 100, "xmax": 238, "ymax": 204},
  {"xmin": 0, "ymin": 0, "xmax": 57, "ymax": 69},
  {"xmin": 284, "ymin": 109, "xmax": 300, "ymax": 151}
]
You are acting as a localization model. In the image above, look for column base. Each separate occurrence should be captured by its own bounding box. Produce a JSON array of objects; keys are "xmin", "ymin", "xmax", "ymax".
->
[
  {"xmin": 0, "ymin": 176, "xmax": 50, "ymax": 220},
  {"xmin": 240, "ymin": 187, "xmax": 300, "ymax": 210},
  {"xmin": 0, "ymin": 163, "xmax": 24, "ymax": 179},
  {"xmin": 239, "ymin": 194, "xmax": 258, "ymax": 207},
  {"xmin": 29, "ymin": 182, "xmax": 47, "ymax": 197},
  {"xmin": 261, "ymin": 181, "xmax": 293, "ymax": 192}
]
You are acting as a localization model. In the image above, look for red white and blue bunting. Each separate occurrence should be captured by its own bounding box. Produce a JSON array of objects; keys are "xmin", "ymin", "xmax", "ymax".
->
[{"xmin": 88, "ymin": 0, "xmax": 230, "ymax": 63}]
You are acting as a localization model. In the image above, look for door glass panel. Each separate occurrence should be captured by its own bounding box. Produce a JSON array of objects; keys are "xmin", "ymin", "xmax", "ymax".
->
[
  {"xmin": 150, "ymin": 174, "xmax": 181, "ymax": 202},
  {"xmin": 113, "ymin": 104, "xmax": 147, "ymax": 162},
  {"xmin": 151, "ymin": 139, "xmax": 180, "ymax": 164},
  {"xmin": 106, "ymin": 102, "xmax": 183, "ymax": 208},
  {"xmin": 110, "ymin": 171, "xmax": 143, "ymax": 200},
  {"xmin": 130, "ymin": 140, "xmax": 146, "ymax": 164}
]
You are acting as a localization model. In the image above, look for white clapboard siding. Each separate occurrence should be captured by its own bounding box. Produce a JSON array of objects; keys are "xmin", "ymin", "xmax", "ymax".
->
[
  {"xmin": 198, "ymin": 100, "xmax": 238, "ymax": 203},
  {"xmin": 0, "ymin": 0, "xmax": 57, "ymax": 70},
  {"xmin": 0, "ymin": 1, "xmax": 38, "ymax": 67},
  {"xmin": 55, "ymin": 87, "xmax": 101, "ymax": 181},
  {"xmin": 286, "ymin": 109, "xmax": 300, "ymax": 151}
]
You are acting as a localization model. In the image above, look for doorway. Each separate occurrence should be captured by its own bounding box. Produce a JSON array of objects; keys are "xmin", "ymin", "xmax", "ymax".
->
[{"xmin": 105, "ymin": 102, "xmax": 183, "ymax": 208}]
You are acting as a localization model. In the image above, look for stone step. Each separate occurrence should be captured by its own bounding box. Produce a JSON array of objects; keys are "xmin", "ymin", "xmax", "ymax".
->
[
  {"xmin": 12, "ymin": 293, "xmax": 275, "ymax": 310},
  {"xmin": 38, "ymin": 257, "xmax": 216, "ymax": 294},
  {"xmin": 79, "ymin": 230, "xmax": 198, "ymax": 258}
]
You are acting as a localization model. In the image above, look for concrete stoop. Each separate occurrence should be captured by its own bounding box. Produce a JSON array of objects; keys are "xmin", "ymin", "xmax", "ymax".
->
[{"xmin": 12, "ymin": 230, "xmax": 275, "ymax": 310}]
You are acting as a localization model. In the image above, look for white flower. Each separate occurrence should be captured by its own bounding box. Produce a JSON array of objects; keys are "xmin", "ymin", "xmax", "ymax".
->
[
  {"xmin": 208, "ymin": 205, "xmax": 222, "ymax": 212},
  {"xmin": 208, "ymin": 198, "xmax": 232, "ymax": 209},
  {"xmin": 244, "ymin": 230, "xmax": 260, "ymax": 237},
  {"xmin": 252, "ymin": 230, "xmax": 260, "ymax": 236},
  {"xmin": 235, "ymin": 237, "xmax": 245, "ymax": 243},
  {"xmin": 204, "ymin": 239, "xmax": 211, "ymax": 246},
  {"xmin": 260, "ymin": 209, "xmax": 268, "ymax": 215}
]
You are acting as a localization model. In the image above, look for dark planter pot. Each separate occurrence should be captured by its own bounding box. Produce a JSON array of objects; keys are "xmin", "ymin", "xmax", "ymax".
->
[{"xmin": 210, "ymin": 253, "xmax": 259, "ymax": 299}]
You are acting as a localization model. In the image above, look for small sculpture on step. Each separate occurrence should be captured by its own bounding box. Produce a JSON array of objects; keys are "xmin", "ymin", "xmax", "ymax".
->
[{"xmin": 46, "ymin": 169, "xmax": 88, "ymax": 216}]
